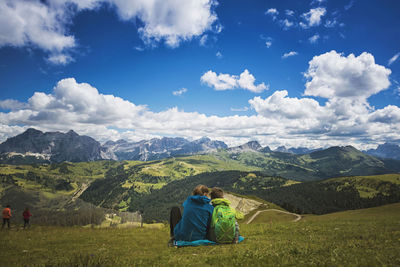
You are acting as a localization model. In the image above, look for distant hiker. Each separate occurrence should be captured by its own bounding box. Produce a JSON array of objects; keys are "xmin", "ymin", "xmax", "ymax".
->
[
  {"xmin": 209, "ymin": 187, "xmax": 243, "ymax": 244},
  {"xmin": 22, "ymin": 207, "xmax": 32, "ymax": 229},
  {"xmin": 169, "ymin": 185, "xmax": 213, "ymax": 244},
  {"xmin": 2, "ymin": 204, "xmax": 11, "ymax": 229}
]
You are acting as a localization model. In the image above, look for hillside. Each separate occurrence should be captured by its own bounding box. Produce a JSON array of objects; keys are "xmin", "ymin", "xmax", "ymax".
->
[
  {"xmin": 214, "ymin": 145, "xmax": 400, "ymax": 180},
  {"xmin": 253, "ymin": 173, "xmax": 400, "ymax": 215},
  {"xmin": 79, "ymin": 157, "xmax": 263, "ymax": 212},
  {"xmin": 1, "ymin": 203, "xmax": 399, "ymax": 266},
  {"xmin": 0, "ymin": 161, "xmax": 127, "ymax": 225},
  {"xmin": 111, "ymin": 170, "xmax": 296, "ymax": 222}
]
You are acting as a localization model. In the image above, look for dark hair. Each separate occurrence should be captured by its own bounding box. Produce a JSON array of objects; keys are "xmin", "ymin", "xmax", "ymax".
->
[
  {"xmin": 192, "ymin": 185, "xmax": 210, "ymax": 196},
  {"xmin": 24, "ymin": 207, "xmax": 30, "ymax": 212},
  {"xmin": 210, "ymin": 187, "xmax": 224, "ymax": 199},
  {"xmin": 6, "ymin": 204, "xmax": 10, "ymax": 208}
]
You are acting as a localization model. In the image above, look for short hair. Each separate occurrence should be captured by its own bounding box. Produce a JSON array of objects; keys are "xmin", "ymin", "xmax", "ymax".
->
[
  {"xmin": 210, "ymin": 187, "xmax": 224, "ymax": 199},
  {"xmin": 6, "ymin": 204, "xmax": 10, "ymax": 208},
  {"xmin": 192, "ymin": 185, "xmax": 210, "ymax": 196}
]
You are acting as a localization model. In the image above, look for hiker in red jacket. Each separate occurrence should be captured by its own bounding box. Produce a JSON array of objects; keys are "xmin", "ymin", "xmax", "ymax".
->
[
  {"xmin": 22, "ymin": 207, "xmax": 32, "ymax": 229},
  {"xmin": 2, "ymin": 204, "xmax": 11, "ymax": 229}
]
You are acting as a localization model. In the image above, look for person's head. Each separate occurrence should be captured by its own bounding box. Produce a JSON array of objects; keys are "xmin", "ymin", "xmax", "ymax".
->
[
  {"xmin": 24, "ymin": 207, "xmax": 29, "ymax": 212},
  {"xmin": 192, "ymin": 185, "xmax": 210, "ymax": 197},
  {"xmin": 210, "ymin": 187, "xmax": 224, "ymax": 199},
  {"xmin": 6, "ymin": 204, "xmax": 10, "ymax": 208}
]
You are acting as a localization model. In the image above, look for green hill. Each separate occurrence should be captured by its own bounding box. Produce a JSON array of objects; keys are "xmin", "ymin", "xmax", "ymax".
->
[
  {"xmin": 215, "ymin": 146, "xmax": 400, "ymax": 180},
  {"xmin": 253, "ymin": 173, "xmax": 400, "ymax": 214}
]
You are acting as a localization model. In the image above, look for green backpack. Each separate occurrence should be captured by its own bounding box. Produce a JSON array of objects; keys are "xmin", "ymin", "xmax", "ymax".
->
[{"xmin": 211, "ymin": 200, "xmax": 236, "ymax": 244}]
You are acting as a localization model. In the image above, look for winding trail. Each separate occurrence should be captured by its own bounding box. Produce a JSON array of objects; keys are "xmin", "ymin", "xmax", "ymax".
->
[{"xmin": 246, "ymin": 209, "xmax": 302, "ymax": 224}]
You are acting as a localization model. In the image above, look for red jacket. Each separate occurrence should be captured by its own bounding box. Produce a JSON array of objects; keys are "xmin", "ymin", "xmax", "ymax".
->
[
  {"xmin": 2, "ymin": 208, "xmax": 11, "ymax": 219},
  {"xmin": 23, "ymin": 210, "xmax": 32, "ymax": 220}
]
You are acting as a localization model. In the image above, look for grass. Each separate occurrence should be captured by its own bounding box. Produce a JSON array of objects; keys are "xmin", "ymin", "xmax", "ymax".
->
[
  {"xmin": 1, "ymin": 203, "xmax": 399, "ymax": 266},
  {"xmin": 250, "ymin": 210, "xmax": 298, "ymax": 224}
]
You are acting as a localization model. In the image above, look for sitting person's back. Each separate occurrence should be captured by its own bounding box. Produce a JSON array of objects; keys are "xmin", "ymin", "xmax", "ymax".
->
[
  {"xmin": 209, "ymin": 187, "xmax": 243, "ymax": 244},
  {"xmin": 172, "ymin": 185, "xmax": 214, "ymax": 242}
]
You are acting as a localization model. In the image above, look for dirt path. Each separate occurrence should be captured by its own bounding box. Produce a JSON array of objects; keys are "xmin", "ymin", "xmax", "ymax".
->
[
  {"xmin": 71, "ymin": 182, "xmax": 89, "ymax": 202},
  {"xmin": 246, "ymin": 209, "xmax": 302, "ymax": 224}
]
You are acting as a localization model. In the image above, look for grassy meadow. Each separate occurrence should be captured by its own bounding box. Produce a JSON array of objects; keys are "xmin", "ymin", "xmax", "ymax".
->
[{"xmin": 1, "ymin": 203, "xmax": 399, "ymax": 266}]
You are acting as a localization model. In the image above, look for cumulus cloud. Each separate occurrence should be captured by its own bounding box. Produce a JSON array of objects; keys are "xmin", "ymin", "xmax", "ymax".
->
[
  {"xmin": 216, "ymin": 51, "xmax": 223, "ymax": 58},
  {"xmin": 301, "ymin": 7, "xmax": 326, "ymax": 28},
  {"xmin": 388, "ymin": 52, "xmax": 400, "ymax": 66},
  {"xmin": 282, "ymin": 51, "xmax": 298, "ymax": 58},
  {"xmin": 0, "ymin": 0, "xmax": 76, "ymax": 63},
  {"xmin": 265, "ymin": 41, "xmax": 272, "ymax": 48},
  {"xmin": 249, "ymin": 90, "xmax": 327, "ymax": 120},
  {"xmin": 172, "ymin": 88, "xmax": 187, "ymax": 96},
  {"xmin": 0, "ymin": 0, "xmax": 219, "ymax": 63},
  {"xmin": 201, "ymin": 69, "xmax": 268, "ymax": 93},
  {"xmin": 110, "ymin": 0, "xmax": 218, "ymax": 48},
  {"xmin": 304, "ymin": 50, "xmax": 391, "ymax": 100},
  {"xmin": 1, "ymin": 51, "xmax": 399, "ymax": 149}
]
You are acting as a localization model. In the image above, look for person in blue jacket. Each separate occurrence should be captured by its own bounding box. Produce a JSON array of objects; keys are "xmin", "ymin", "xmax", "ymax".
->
[{"xmin": 169, "ymin": 185, "xmax": 214, "ymax": 243}]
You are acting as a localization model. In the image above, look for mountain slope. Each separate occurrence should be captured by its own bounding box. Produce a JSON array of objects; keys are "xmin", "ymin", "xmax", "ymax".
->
[
  {"xmin": 0, "ymin": 128, "xmax": 116, "ymax": 163},
  {"xmin": 365, "ymin": 142, "xmax": 400, "ymax": 160},
  {"xmin": 215, "ymin": 145, "xmax": 400, "ymax": 180},
  {"xmin": 103, "ymin": 136, "xmax": 227, "ymax": 161}
]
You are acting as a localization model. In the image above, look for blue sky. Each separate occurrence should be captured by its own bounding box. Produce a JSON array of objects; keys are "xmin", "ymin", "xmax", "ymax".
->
[{"xmin": 0, "ymin": 0, "xmax": 399, "ymax": 149}]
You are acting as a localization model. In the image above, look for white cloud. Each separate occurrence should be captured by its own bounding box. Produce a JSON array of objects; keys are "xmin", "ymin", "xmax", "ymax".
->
[
  {"xmin": 238, "ymin": 70, "xmax": 268, "ymax": 93},
  {"xmin": 308, "ymin": 34, "xmax": 320, "ymax": 44},
  {"xmin": 216, "ymin": 51, "xmax": 222, "ymax": 58},
  {"xmin": 230, "ymin": 107, "xmax": 249, "ymax": 112},
  {"xmin": 134, "ymin": 46, "xmax": 145, "ymax": 51},
  {"xmin": 304, "ymin": 50, "xmax": 391, "ymax": 100},
  {"xmin": 324, "ymin": 19, "xmax": 338, "ymax": 28},
  {"xmin": 172, "ymin": 88, "xmax": 187, "ymax": 96},
  {"xmin": 201, "ymin": 69, "xmax": 268, "ymax": 93},
  {"xmin": 311, "ymin": 0, "xmax": 326, "ymax": 5},
  {"xmin": 388, "ymin": 52, "xmax": 400, "ymax": 66},
  {"xmin": 249, "ymin": 90, "xmax": 327, "ymax": 120},
  {"xmin": 112, "ymin": 0, "xmax": 218, "ymax": 48},
  {"xmin": 200, "ymin": 70, "xmax": 238, "ymax": 90},
  {"xmin": 282, "ymin": 51, "xmax": 298, "ymax": 59},
  {"xmin": 369, "ymin": 105, "xmax": 400, "ymax": 124},
  {"xmin": 0, "ymin": 0, "xmax": 76, "ymax": 63},
  {"xmin": 344, "ymin": 0, "xmax": 355, "ymax": 10},
  {"xmin": 0, "ymin": 0, "xmax": 219, "ymax": 63},
  {"xmin": 47, "ymin": 54, "xmax": 74, "ymax": 65},
  {"xmin": 1, "ymin": 51, "xmax": 399, "ymax": 149},
  {"xmin": 265, "ymin": 8, "xmax": 279, "ymax": 20},
  {"xmin": 301, "ymin": 7, "xmax": 326, "ymax": 28},
  {"xmin": 0, "ymin": 99, "xmax": 27, "ymax": 110},
  {"xmin": 285, "ymin": 10, "xmax": 294, "ymax": 16},
  {"xmin": 265, "ymin": 8, "xmax": 278, "ymax": 15},
  {"xmin": 280, "ymin": 19, "xmax": 294, "ymax": 29},
  {"xmin": 260, "ymin": 35, "xmax": 273, "ymax": 47},
  {"xmin": 199, "ymin": 35, "xmax": 208, "ymax": 46}
]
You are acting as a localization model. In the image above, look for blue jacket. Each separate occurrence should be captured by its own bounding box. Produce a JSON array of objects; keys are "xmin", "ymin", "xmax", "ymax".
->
[{"xmin": 174, "ymin": 195, "xmax": 214, "ymax": 241}]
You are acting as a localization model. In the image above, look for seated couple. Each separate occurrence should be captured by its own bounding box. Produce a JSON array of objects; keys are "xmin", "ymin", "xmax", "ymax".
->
[{"xmin": 169, "ymin": 185, "xmax": 243, "ymax": 245}]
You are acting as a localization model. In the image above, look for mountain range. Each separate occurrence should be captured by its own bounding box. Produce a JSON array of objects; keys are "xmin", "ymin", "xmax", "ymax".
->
[{"xmin": 0, "ymin": 128, "xmax": 399, "ymax": 163}]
